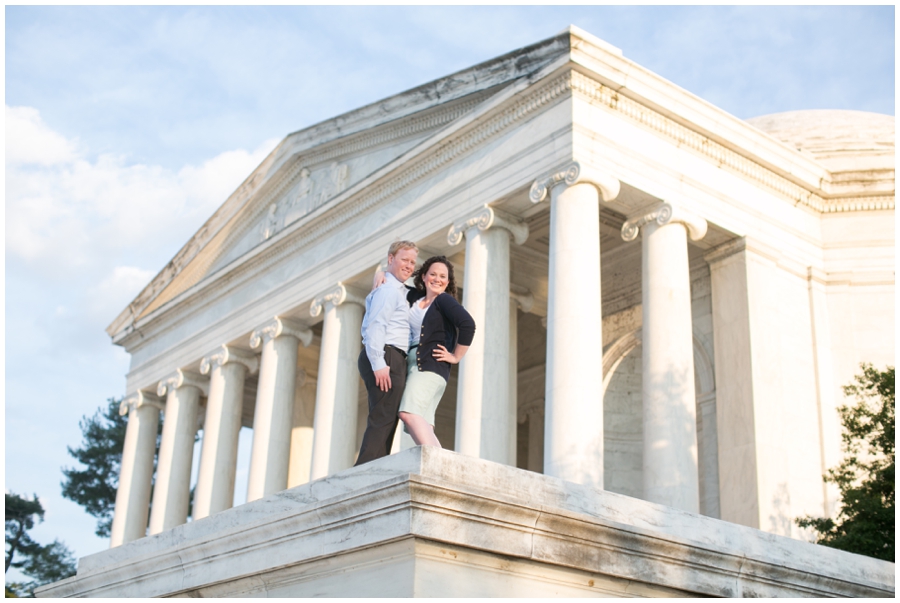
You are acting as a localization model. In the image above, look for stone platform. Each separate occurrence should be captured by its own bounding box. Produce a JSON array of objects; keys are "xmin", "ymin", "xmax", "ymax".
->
[{"xmin": 37, "ymin": 447, "xmax": 894, "ymax": 597}]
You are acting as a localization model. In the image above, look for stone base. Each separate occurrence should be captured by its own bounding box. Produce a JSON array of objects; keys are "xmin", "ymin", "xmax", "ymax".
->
[{"xmin": 36, "ymin": 447, "xmax": 894, "ymax": 598}]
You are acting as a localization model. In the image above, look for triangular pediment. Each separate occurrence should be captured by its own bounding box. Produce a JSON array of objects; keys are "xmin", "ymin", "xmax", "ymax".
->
[
  {"xmin": 107, "ymin": 31, "xmax": 575, "ymax": 338},
  {"xmin": 130, "ymin": 91, "xmax": 500, "ymax": 325}
]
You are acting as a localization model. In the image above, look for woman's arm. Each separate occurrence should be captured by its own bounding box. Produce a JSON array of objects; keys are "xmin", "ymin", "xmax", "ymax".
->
[
  {"xmin": 372, "ymin": 267, "xmax": 386, "ymax": 290},
  {"xmin": 433, "ymin": 343, "xmax": 469, "ymax": 364},
  {"xmin": 434, "ymin": 293, "xmax": 475, "ymax": 346}
]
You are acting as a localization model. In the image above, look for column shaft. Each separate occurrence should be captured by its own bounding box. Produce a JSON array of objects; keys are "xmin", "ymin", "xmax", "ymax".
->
[
  {"xmin": 287, "ymin": 372, "xmax": 316, "ymax": 488},
  {"xmin": 455, "ymin": 227, "xmax": 512, "ymax": 463},
  {"xmin": 310, "ymin": 302, "xmax": 364, "ymax": 478},
  {"xmin": 508, "ymin": 300, "xmax": 519, "ymax": 465},
  {"xmin": 527, "ymin": 409, "xmax": 544, "ymax": 474},
  {"xmin": 148, "ymin": 385, "xmax": 200, "ymax": 534},
  {"xmin": 544, "ymin": 182, "xmax": 604, "ymax": 487},
  {"xmin": 641, "ymin": 220, "xmax": 700, "ymax": 512},
  {"xmin": 194, "ymin": 361, "xmax": 248, "ymax": 519},
  {"xmin": 110, "ymin": 398, "xmax": 159, "ymax": 546},
  {"xmin": 247, "ymin": 335, "xmax": 299, "ymax": 501}
]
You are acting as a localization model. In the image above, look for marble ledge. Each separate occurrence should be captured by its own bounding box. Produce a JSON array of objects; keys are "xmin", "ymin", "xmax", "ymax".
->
[{"xmin": 37, "ymin": 447, "xmax": 894, "ymax": 598}]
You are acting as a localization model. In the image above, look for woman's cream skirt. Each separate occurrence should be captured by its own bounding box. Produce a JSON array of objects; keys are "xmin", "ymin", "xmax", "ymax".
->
[{"xmin": 398, "ymin": 350, "xmax": 447, "ymax": 429}]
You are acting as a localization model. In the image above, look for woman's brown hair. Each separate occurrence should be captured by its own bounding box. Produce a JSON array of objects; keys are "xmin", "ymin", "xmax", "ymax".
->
[{"xmin": 413, "ymin": 255, "xmax": 458, "ymax": 298}]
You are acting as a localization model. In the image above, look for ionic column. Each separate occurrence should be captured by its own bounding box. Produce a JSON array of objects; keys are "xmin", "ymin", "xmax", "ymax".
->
[
  {"xmin": 622, "ymin": 201, "xmax": 707, "ymax": 513},
  {"xmin": 193, "ymin": 346, "xmax": 258, "ymax": 520},
  {"xmin": 287, "ymin": 368, "xmax": 315, "ymax": 488},
  {"xmin": 247, "ymin": 316, "xmax": 313, "ymax": 502},
  {"xmin": 517, "ymin": 398, "xmax": 544, "ymax": 474},
  {"xmin": 309, "ymin": 283, "xmax": 365, "ymax": 479},
  {"xmin": 448, "ymin": 206, "xmax": 528, "ymax": 465},
  {"xmin": 530, "ymin": 161, "xmax": 619, "ymax": 488},
  {"xmin": 148, "ymin": 369, "xmax": 209, "ymax": 535},
  {"xmin": 110, "ymin": 391, "xmax": 164, "ymax": 547},
  {"xmin": 509, "ymin": 288, "xmax": 534, "ymax": 464}
]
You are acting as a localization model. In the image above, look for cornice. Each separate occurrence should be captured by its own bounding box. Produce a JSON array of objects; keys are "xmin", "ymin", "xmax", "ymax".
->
[
  {"xmin": 819, "ymin": 195, "xmax": 895, "ymax": 213},
  {"xmin": 279, "ymin": 32, "xmax": 570, "ymax": 157},
  {"xmin": 569, "ymin": 71, "xmax": 894, "ymax": 215}
]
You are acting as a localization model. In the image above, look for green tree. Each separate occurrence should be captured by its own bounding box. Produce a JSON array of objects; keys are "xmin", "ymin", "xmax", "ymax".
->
[
  {"xmin": 60, "ymin": 398, "xmax": 128, "ymax": 538},
  {"xmin": 797, "ymin": 363, "xmax": 895, "ymax": 561},
  {"xmin": 5, "ymin": 492, "xmax": 76, "ymax": 597},
  {"xmin": 61, "ymin": 397, "xmax": 198, "ymax": 540},
  {"xmin": 6, "ymin": 493, "xmax": 43, "ymax": 575}
]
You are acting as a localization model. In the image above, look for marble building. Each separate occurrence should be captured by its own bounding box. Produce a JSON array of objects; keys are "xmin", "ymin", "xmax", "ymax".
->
[{"xmin": 38, "ymin": 26, "xmax": 894, "ymax": 597}]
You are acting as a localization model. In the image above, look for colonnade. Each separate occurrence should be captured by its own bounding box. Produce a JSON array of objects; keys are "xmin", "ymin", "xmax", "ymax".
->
[{"xmin": 110, "ymin": 160, "xmax": 711, "ymax": 548}]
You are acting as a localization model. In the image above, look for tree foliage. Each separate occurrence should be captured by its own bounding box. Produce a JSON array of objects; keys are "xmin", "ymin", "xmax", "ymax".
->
[
  {"xmin": 797, "ymin": 363, "xmax": 895, "ymax": 561},
  {"xmin": 60, "ymin": 397, "xmax": 127, "ymax": 538},
  {"xmin": 5, "ymin": 492, "xmax": 76, "ymax": 597},
  {"xmin": 5, "ymin": 493, "xmax": 43, "ymax": 575}
]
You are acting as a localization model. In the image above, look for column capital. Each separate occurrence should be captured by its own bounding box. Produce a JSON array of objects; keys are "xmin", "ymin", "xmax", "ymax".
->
[
  {"xmin": 157, "ymin": 369, "xmax": 209, "ymax": 398},
  {"xmin": 200, "ymin": 345, "xmax": 259, "ymax": 376},
  {"xmin": 621, "ymin": 202, "xmax": 707, "ymax": 242},
  {"xmin": 510, "ymin": 287, "xmax": 534, "ymax": 313},
  {"xmin": 447, "ymin": 205, "xmax": 528, "ymax": 246},
  {"xmin": 120, "ymin": 390, "xmax": 165, "ymax": 416},
  {"xmin": 250, "ymin": 316, "xmax": 314, "ymax": 349},
  {"xmin": 310, "ymin": 282, "xmax": 366, "ymax": 317},
  {"xmin": 529, "ymin": 160, "xmax": 620, "ymax": 204}
]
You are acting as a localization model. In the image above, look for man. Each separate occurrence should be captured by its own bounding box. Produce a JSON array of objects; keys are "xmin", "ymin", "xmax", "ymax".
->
[{"xmin": 355, "ymin": 240, "xmax": 419, "ymax": 466}]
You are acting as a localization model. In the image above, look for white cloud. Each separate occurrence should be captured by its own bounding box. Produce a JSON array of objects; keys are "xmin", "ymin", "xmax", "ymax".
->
[
  {"xmin": 178, "ymin": 145, "xmax": 278, "ymax": 210},
  {"xmin": 5, "ymin": 105, "xmax": 79, "ymax": 165},
  {"xmin": 5, "ymin": 104, "xmax": 278, "ymax": 280},
  {"xmin": 84, "ymin": 265, "xmax": 158, "ymax": 322}
]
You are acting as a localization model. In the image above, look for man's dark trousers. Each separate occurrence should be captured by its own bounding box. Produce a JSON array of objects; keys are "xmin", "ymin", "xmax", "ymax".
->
[{"xmin": 355, "ymin": 345, "xmax": 407, "ymax": 466}]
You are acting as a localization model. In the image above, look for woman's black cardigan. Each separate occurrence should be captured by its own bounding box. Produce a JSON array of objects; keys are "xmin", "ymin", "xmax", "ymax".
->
[{"xmin": 406, "ymin": 289, "xmax": 476, "ymax": 382}]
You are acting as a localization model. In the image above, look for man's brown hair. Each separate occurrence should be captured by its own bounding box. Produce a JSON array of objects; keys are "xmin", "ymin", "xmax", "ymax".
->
[{"xmin": 387, "ymin": 240, "xmax": 419, "ymax": 257}]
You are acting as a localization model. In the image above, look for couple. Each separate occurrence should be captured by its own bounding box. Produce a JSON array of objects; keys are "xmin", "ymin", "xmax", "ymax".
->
[{"xmin": 354, "ymin": 240, "xmax": 476, "ymax": 465}]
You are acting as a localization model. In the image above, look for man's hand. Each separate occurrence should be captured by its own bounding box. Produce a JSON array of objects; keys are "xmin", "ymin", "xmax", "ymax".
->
[{"xmin": 374, "ymin": 366, "xmax": 392, "ymax": 392}]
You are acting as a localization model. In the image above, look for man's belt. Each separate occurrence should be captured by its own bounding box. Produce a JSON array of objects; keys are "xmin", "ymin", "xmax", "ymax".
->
[{"xmin": 386, "ymin": 344, "xmax": 408, "ymax": 358}]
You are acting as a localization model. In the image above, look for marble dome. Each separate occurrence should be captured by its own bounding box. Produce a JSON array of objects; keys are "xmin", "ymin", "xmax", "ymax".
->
[{"xmin": 745, "ymin": 110, "xmax": 895, "ymax": 175}]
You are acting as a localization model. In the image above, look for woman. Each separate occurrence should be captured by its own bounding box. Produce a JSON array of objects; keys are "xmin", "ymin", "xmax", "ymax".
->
[{"xmin": 394, "ymin": 256, "xmax": 475, "ymax": 447}]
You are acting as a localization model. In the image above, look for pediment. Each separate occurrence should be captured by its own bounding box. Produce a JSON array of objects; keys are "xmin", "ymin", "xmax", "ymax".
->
[
  {"xmin": 130, "ymin": 92, "xmax": 497, "ymax": 323},
  {"xmin": 107, "ymin": 32, "xmax": 578, "ymax": 339},
  {"xmin": 202, "ymin": 138, "xmax": 428, "ymax": 279}
]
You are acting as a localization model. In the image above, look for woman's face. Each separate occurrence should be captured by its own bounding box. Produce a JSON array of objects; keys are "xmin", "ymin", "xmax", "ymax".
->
[{"xmin": 424, "ymin": 262, "xmax": 449, "ymax": 296}]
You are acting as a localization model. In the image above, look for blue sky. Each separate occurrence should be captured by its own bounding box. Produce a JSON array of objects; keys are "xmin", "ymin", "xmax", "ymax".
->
[{"xmin": 5, "ymin": 5, "xmax": 895, "ymax": 573}]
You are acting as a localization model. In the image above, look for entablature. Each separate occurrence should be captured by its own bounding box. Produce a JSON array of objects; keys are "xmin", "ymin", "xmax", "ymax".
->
[{"xmin": 109, "ymin": 27, "xmax": 893, "ymax": 354}]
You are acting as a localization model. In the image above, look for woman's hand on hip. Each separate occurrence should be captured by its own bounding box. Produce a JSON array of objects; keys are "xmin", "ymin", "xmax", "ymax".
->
[{"xmin": 432, "ymin": 344, "xmax": 459, "ymax": 364}]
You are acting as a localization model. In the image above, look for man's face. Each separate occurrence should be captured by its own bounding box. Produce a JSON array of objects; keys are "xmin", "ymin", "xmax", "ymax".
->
[{"xmin": 388, "ymin": 248, "xmax": 418, "ymax": 282}]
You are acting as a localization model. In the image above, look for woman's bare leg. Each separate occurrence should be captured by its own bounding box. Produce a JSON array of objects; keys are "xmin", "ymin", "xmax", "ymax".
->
[{"xmin": 399, "ymin": 412, "xmax": 442, "ymax": 448}]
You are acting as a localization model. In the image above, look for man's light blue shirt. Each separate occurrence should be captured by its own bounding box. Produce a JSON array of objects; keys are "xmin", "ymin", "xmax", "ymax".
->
[{"xmin": 361, "ymin": 272, "xmax": 410, "ymax": 372}]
